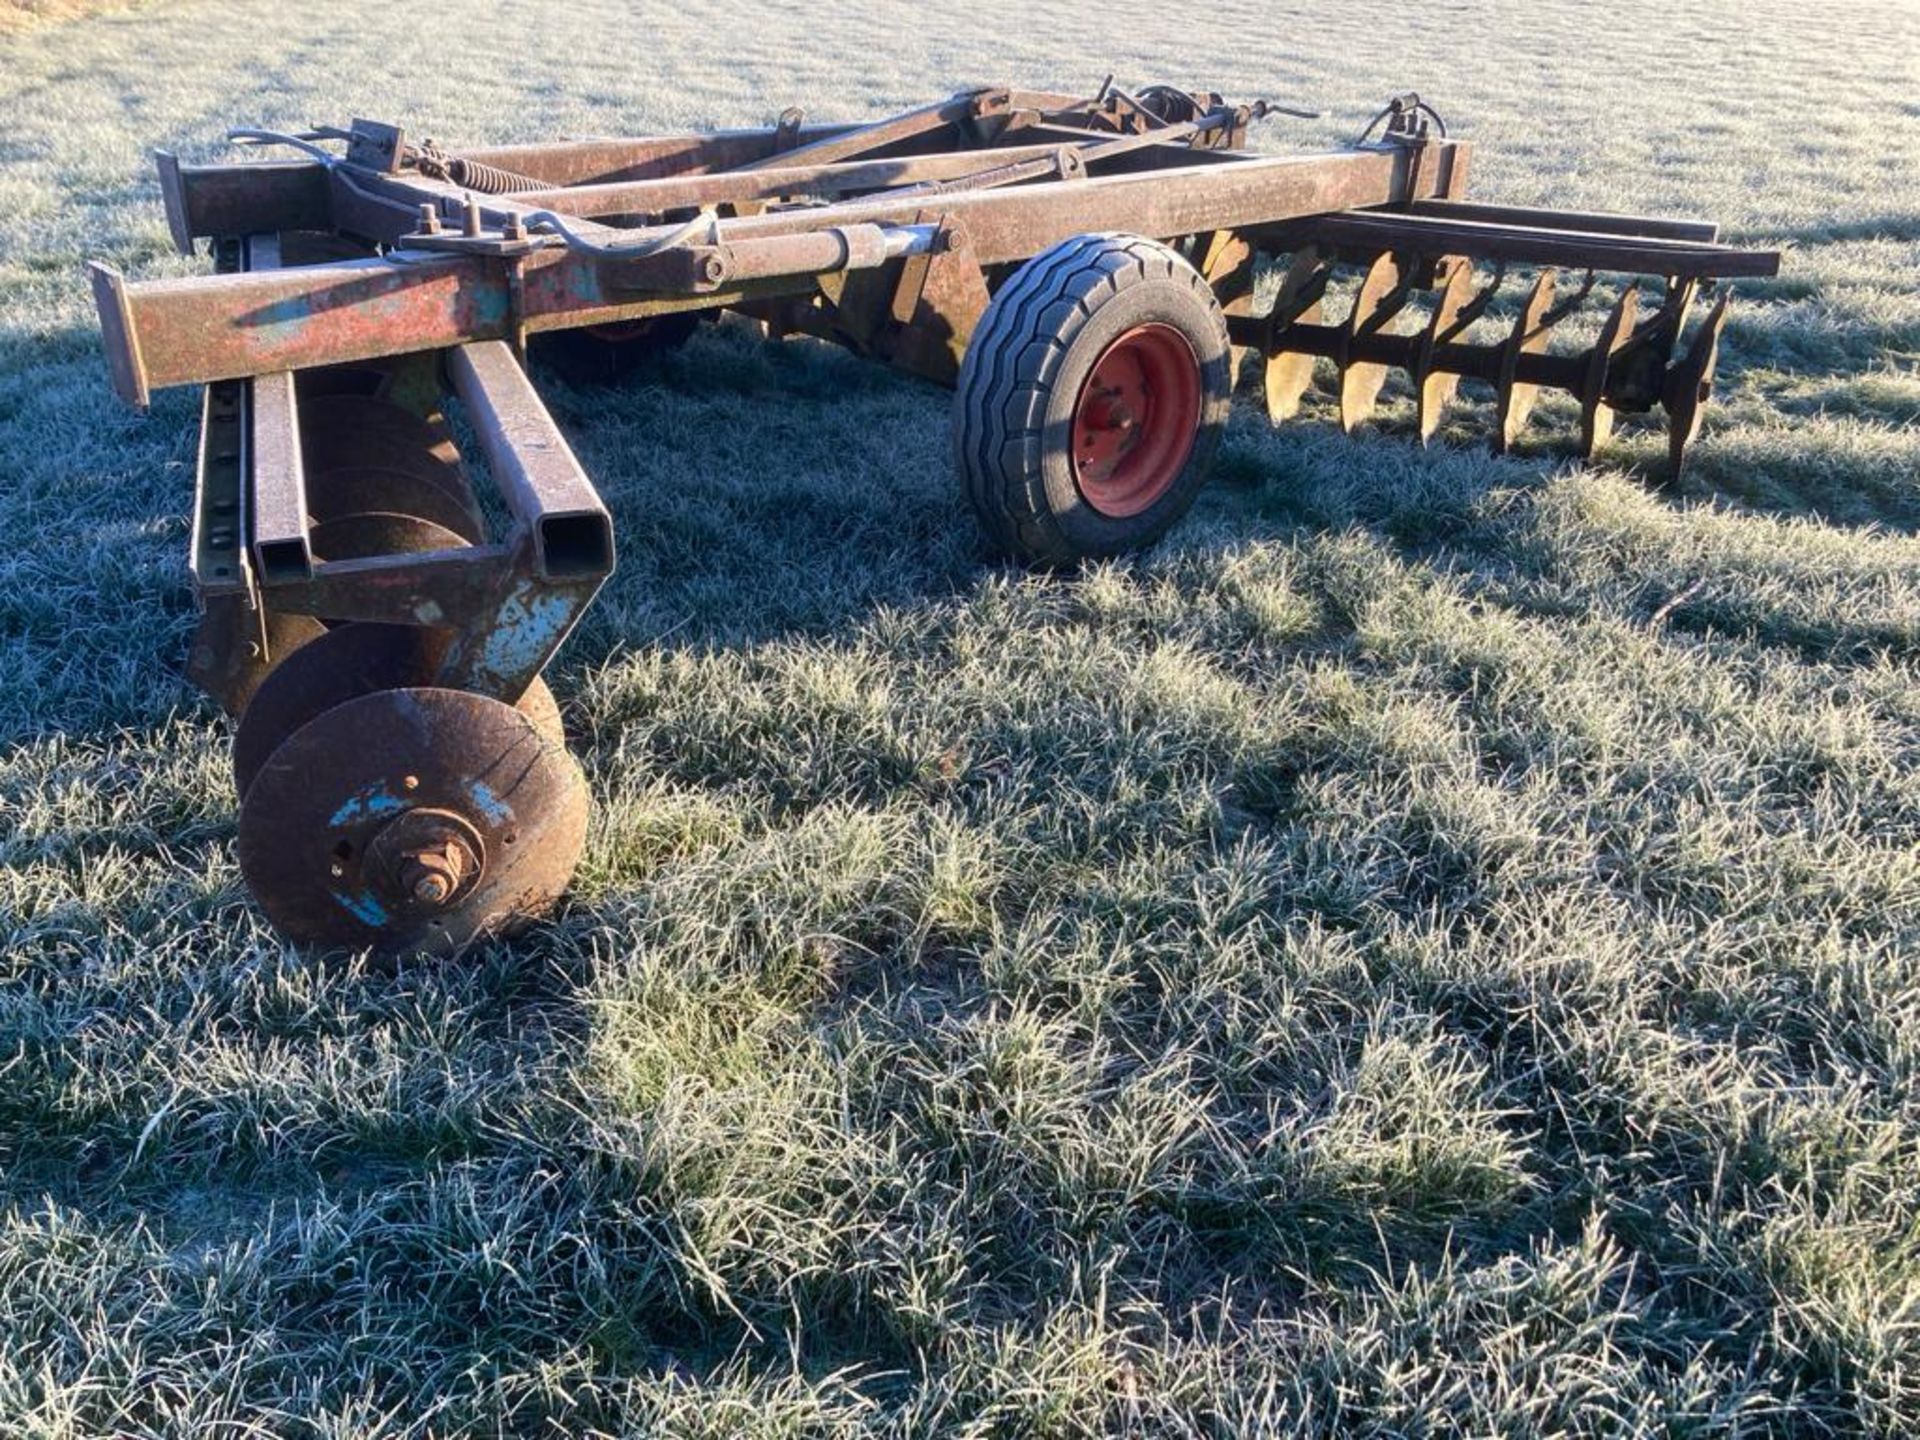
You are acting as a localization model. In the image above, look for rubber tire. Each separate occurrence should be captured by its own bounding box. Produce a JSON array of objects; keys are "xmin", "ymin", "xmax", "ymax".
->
[{"xmin": 955, "ymin": 232, "xmax": 1231, "ymax": 566}]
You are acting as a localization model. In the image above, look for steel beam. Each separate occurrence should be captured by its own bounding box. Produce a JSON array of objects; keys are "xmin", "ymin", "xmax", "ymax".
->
[
  {"xmin": 1404, "ymin": 199, "xmax": 1719, "ymax": 242},
  {"xmin": 507, "ymin": 142, "xmax": 1076, "ymax": 217},
  {"xmin": 446, "ymin": 342, "xmax": 612, "ymax": 581},
  {"xmin": 98, "ymin": 143, "xmax": 1473, "ymax": 399},
  {"xmin": 737, "ymin": 91, "xmax": 997, "ymax": 170},
  {"xmin": 451, "ymin": 122, "xmax": 859, "ymax": 187},
  {"xmin": 157, "ymin": 156, "xmax": 333, "ymax": 250},
  {"xmin": 1283, "ymin": 210, "xmax": 1777, "ymax": 278},
  {"xmin": 239, "ymin": 235, "xmax": 313, "ymax": 586}
]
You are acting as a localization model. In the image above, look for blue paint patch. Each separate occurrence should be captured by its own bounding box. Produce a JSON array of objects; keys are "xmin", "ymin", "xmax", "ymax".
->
[
  {"xmin": 468, "ymin": 781, "xmax": 513, "ymax": 825},
  {"xmin": 477, "ymin": 581, "xmax": 577, "ymax": 688},
  {"xmin": 333, "ymin": 889, "xmax": 389, "ymax": 927},
  {"xmin": 329, "ymin": 783, "xmax": 407, "ymax": 828},
  {"xmin": 472, "ymin": 286, "xmax": 513, "ymax": 328}
]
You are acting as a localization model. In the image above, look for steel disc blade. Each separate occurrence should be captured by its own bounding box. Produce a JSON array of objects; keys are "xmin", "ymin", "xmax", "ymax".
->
[
  {"xmin": 237, "ymin": 686, "xmax": 588, "ymax": 956},
  {"xmin": 188, "ymin": 601, "xmax": 329, "ymax": 717},
  {"xmin": 1664, "ymin": 289, "xmax": 1731, "ymax": 477},
  {"xmin": 1580, "ymin": 287, "xmax": 1640, "ymax": 459},
  {"xmin": 1494, "ymin": 269, "xmax": 1557, "ymax": 454},
  {"xmin": 306, "ymin": 465, "xmax": 486, "ymax": 544},
  {"xmin": 298, "ymin": 396, "xmax": 474, "ymax": 509},
  {"xmin": 308, "ymin": 511, "xmax": 471, "ymax": 564},
  {"xmin": 234, "ymin": 623, "xmax": 565, "ymax": 798},
  {"xmin": 1415, "ymin": 260, "xmax": 1473, "ymax": 445},
  {"xmin": 1337, "ymin": 252, "xmax": 1404, "ymax": 433}
]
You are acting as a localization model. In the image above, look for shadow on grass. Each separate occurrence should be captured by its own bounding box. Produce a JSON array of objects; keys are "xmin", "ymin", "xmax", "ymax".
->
[{"xmin": 3, "ymin": 297, "xmax": 1913, "ymax": 1412}]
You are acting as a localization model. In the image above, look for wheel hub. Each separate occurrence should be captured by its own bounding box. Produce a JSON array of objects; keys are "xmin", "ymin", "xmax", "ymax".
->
[{"xmin": 1069, "ymin": 323, "xmax": 1203, "ymax": 519}]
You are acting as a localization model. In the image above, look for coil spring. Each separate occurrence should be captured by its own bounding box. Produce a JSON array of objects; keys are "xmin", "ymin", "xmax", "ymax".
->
[{"xmin": 444, "ymin": 155, "xmax": 545, "ymax": 195}]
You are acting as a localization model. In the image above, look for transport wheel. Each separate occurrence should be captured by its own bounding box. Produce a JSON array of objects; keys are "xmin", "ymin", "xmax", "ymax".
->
[
  {"xmin": 529, "ymin": 313, "xmax": 701, "ymax": 384},
  {"xmin": 954, "ymin": 232, "xmax": 1231, "ymax": 565},
  {"xmin": 236, "ymin": 686, "xmax": 588, "ymax": 956},
  {"xmin": 232, "ymin": 622, "xmax": 564, "ymax": 799}
]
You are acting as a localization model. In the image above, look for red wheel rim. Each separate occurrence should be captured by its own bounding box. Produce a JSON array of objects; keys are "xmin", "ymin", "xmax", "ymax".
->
[{"xmin": 1069, "ymin": 323, "xmax": 1203, "ymax": 518}]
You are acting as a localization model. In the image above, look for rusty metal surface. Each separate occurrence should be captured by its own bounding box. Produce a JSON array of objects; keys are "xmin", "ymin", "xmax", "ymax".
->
[
  {"xmin": 738, "ymin": 90, "xmax": 996, "ymax": 170},
  {"xmin": 243, "ymin": 235, "xmax": 314, "ymax": 585},
  {"xmin": 309, "ymin": 510, "xmax": 471, "ymax": 564},
  {"xmin": 450, "ymin": 122, "xmax": 860, "ymax": 188},
  {"xmin": 89, "ymin": 262, "xmax": 149, "ymax": 409},
  {"xmin": 308, "ymin": 464, "xmax": 486, "ymax": 544},
  {"xmin": 190, "ymin": 358, "xmax": 247, "ymax": 595},
  {"xmin": 99, "ymin": 144, "xmax": 1469, "ymax": 399},
  {"xmin": 249, "ymin": 366, "xmax": 311, "ymax": 582},
  {"xmin": 267, "ymin": 543, "xmax": 518, "ymax": 627},
  {"xmin": 508, "ymin": 143, "xmax": 1075, "ymax": 218},
  {"xmin": 299, "ymin": 396, "xmax": 466, "ymax": 489},
  {"xmin": 187, "ymin": 597, "xmax": 325, "ymax": 717},
  {"xmin": 179, "ymin": 232, "xmax": 329, "ymax": 713},
  {"xmin": 233, "ymin": 340, "xmax": 620, "ymax": 709},
  {"xmin": 1405, "ymin": 200, "xmax": 1719, "ymax": 242},
  {"xmin": 429, "ymin": 558, "xmax": 606, "ymax": 704},
  {"xmin": 1229, "ymin": 168, "xmax": 1775, "ymax": 471},
  {"xmin": 233, "ymin": 622, "xmax": 562, "ymax": 796},
  {"xmin": 444, "ymin": 341, "xmax": 612, "ymax": 580},
  {"xmin": 159, "ymin": 158, "xmax": 331, "ymax": 249},
  {"xmin": 1285, "ymin": 208, "xmax": 1777, "ymax": 278},
  {"xmin": 236, "ymin": 686, "xmax": 587, "ymax": 955}
]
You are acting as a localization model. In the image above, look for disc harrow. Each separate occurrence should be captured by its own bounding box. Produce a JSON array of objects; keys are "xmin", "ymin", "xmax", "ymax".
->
[
  {"xmin": 1240, "ymin": 218, "xmax": 1747, "ymax": 473},
  {"xmin": 87, "ymin": 82, "xmax": 1778, "ymax": 954}
]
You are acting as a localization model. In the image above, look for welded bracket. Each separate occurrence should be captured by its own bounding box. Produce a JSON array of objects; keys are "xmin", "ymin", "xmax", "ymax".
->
[
  {"xmin": 433, "ymin": 341, "xmax": 614, "ymax": 702},
  {"xmin": 885, "ymin": 217, "xmax": 992, "ymax": 382}
]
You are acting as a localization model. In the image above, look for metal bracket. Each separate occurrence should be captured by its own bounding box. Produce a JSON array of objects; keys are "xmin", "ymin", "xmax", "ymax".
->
[
  {"xmin": 346, "ymin": 119, "xmax": 407, "ymax": 174},
  {"xmin": 774, "ymin": 106, "xmax": 805, "ymax": 152}
]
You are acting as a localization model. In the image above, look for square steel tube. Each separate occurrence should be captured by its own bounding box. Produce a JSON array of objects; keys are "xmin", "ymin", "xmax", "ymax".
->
[
  {"xmin": 242, "ymin": 235, "xmax": 313, "ymax": 585},
  {"xmin": 156, "ymin": 152, "xmax": 332, "ymax": 255},
  {"xmin": 445, "ymin": 341, "xmax": 613, "ymax": 582}
]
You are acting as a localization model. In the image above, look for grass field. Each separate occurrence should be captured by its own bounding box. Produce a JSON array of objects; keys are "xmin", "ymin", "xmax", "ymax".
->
[{"xmin": 4, "ymin": 0, "xmax": 1920, "ymax": 1433}]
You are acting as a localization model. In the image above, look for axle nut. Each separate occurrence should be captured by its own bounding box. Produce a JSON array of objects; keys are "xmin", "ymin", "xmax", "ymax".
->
[{"xmin": 364, "ymin": 807, "xmax": 486, "ymax": 912}]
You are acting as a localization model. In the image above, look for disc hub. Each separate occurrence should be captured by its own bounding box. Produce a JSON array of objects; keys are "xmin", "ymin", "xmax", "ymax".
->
[{"xmin": 365, "ymin": 807, "xmax": 485, "ymax": 911}]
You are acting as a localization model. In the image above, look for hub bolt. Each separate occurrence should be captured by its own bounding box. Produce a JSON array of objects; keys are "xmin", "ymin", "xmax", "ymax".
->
[{"xmin": 400, "ymin": 840, "xmax": 470, "ymax": 908}]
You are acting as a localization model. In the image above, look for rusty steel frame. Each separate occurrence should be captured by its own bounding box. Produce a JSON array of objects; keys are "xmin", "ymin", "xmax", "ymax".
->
[
  {"xmin": 95, "ymin": 143, "xmax": 1472, "ymax": 403},
  {"xmin": 94, "ymin": 83, "xmax": 1779, "ymax": 727}
]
